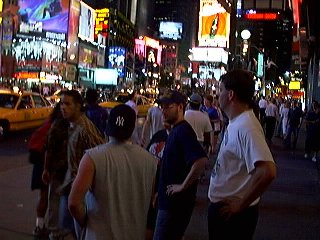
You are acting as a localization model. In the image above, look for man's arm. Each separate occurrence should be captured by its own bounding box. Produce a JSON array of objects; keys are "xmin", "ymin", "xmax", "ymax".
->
[
  {"xmin": 68, "ymin": 153, "xmax": 95, "ymax": 227},
  {"xmin": 221, "ymin": 161, "xmax": 276, "ymax": 218},
  {"xmin": 166, "ymin": 157, "xmax": 207, "ymax": 195},
  {"xmin": 141, "ymin": 113, "xmax": 151, "ymax": 147}
]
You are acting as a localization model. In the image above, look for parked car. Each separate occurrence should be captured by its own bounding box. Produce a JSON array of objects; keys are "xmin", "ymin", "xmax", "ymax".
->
[
  {"xmin": 99, "ymin": 93, "xmax": 154, "ymax": 117},
  {"xmin": 0, "ymin": 89, "xmax": 53, "ymax": 139}
]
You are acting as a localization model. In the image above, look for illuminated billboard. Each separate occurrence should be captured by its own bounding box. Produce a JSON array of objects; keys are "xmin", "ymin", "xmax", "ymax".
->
[
  {"xmin": 159, "ymin": 21, "xmax": 183, "ymax": 41},
  {"xmin": 95, "ymin": 8, "xmax": 109, "ymax": 42},
  {"xmin": 96, "ymin": 68, "xmax": 118, "ymax": 85},
  {"xmin": 67, "ymin": 0, "xmax": 80, "ymax": 64},
  {"xmin": 13, "ymin": 39, "xmax": 43, "ymax": 71},
  {"xmin": 198, "ymin": 0, "xmax": 230, "ymax": 47},
  {"xmin": 79, "ymin": 1, "xmax": 95, "ymax": 42},
  {"xmin": 189, "ymin": 47, "xmax": 228, "ymax": 64},
  {"xmin": 78, "ymin": 46, "xmax": 98, "ymax": 69},
  {"xmin": 17, "ymin": 0, "xmax": 70, "ymax": 39},
  {"xmin": 108, "ymin": 47, "xmax": 126, "ymax": 78},
  {"xmin": 289, "ymin": 81, "xmax": 301, "ymax": 90}
]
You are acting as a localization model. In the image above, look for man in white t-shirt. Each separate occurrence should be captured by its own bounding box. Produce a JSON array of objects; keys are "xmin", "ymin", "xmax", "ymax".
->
[
  {"xmin": 184, "ymin": 93, "xmax": 214, "ymax": 154},
  {"xmin": 207, "ymin": 70, "xmax": 277, "ymax": 240},
  {"xmin": 258, "ymin": 96, "xmax": 268, "ymax": 123},
  {"xmin": 141, "ymin": 100, "xmax": 164, "ymax": 147}
]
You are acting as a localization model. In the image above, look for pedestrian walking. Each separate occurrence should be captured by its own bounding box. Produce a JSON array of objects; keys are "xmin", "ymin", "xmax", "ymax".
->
[
  {"xmin": 125, "ymin": 90, "xmax": 140, "ymax": 144},
  {"xmin": 145, "ymin": 121, "xmax": 171, "ymax": 240},
  {"xmin": 258, "ymin": 96, "xmax": 268, "ymax": 124},
  {"xmin": 265, "ymin": 98, "xmax": 278, "ymax": 144},
  {"xmin": 68, "ymin": 104, "xmax": 157, "ymax": 240},
  {"xmin": 153, "ymin": 90, "xmax": 208, "ymax": 240},
  {"xmin": 85, "ymin": 88, "xmax": 108, "ymax": 139},
  {"xmin": 284, "ymin": 100, "xmax": 303, "ymax": 149},
  {"xmin": 185, "ymin": 92, "xmax": 214, "ymax": 154},
  {"xmin": 207, "ymin": 69, "xmax": 277, "ymax": 240},
  {"xmin": 28, "ymin": 103, "xmax": 64, "ymax": 238},
  {"xmin": 58, "ymin": 90, "xmax": 105, "ymax": 238},
  {"xmin": 304, "ymin": 101, "xmax": 320, "ymax": 161},
  {"xmin": 141, "ymin": 99, "xmax": 164, "ymax": 148},
  {"xmin": 42, "ymin": 103, "xmax": 69, "ymax": 237}
]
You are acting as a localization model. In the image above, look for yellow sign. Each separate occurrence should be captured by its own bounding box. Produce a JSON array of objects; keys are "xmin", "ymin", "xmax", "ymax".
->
[
  {"xmin": 0, "ymin": 0, "xmax": 3, "ymax": 24},
  {"xmin": 95, "ymin": 8, "xmax": 109, "ymax": 39}
]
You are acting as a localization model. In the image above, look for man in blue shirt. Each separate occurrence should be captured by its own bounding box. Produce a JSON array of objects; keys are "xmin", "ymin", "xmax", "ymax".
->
[
  {"xmin": 153, "ymin": 90, "xmax": 208, "ymax": 240},
  {"xmin": 85, "ymin": 89, "xmax": 108, "ymax": 139}
]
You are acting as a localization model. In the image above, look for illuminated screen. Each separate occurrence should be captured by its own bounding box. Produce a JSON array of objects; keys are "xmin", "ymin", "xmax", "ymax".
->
[
  {"xmin": 159, "ymin": 21, "xmax": 183, "ymax": 41},
  {"xmin": 96, "ymin": 68, "xmax": 118, "ymax": 85},
  {"xmin": 17, "ymin": 0, "xmax": 70, "ymax": 33},
  {"xmin": 108, "ymin": 47, "xmax": 125, "ymax": 78},
  {"xmin": 79, "ymin": 2, "xmax": 95, "ymax": 42},
  {"xmin": 67, "ymin": 0, "xmax": 80, "ymax": 64},
  {"xmin": 289, "ymin": 81, "xmax": 301, "ymax": 90}
]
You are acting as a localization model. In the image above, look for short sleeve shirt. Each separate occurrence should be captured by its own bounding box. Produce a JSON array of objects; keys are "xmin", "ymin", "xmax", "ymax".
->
[{"xmin": 158, "ymin": 120, "xmax": 207, "ymax": 210}]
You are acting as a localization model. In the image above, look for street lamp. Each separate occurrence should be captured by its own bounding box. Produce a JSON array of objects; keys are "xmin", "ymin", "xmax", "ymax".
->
[{"xmin": 240, "ymin": 29, "xmax": 266, "ymax": 95}]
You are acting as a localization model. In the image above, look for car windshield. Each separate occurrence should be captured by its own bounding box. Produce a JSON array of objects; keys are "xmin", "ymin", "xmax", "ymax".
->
[{"xmin": 0, "ymin": 94, "xmax": 19, "ymax": 109}]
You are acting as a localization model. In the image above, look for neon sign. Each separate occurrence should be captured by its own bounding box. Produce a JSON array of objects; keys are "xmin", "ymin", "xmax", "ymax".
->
[{"xmin": 244, "ymin": 13, "xmax": 279, "ymax": 20}]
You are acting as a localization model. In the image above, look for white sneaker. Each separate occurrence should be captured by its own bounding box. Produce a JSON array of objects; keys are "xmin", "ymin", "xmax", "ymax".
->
[
  {"xmin": 312, "ymin": 156, "xmax": 317, "ymax": 162},
  {"xmin": 304, "ymin": 154, "xmax": 308, "ymax": 159}
]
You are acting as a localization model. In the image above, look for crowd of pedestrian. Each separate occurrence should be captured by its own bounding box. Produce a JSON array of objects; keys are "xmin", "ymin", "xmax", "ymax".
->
[{"xmin": 26, "ymin": 68, "xmax": 320, "ymax": 240}]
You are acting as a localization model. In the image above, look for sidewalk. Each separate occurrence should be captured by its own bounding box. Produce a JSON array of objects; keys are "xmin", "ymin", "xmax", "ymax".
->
[{"xmin": 0, "ymin": 126, "xmax": 319, "ymax": 239}]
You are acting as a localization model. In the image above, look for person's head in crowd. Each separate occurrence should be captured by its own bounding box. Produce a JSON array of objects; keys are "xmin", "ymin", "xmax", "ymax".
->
[
  {"xmin": 106, "ymin": 104, "xmax": 136, "ymax": 142},
  {"xmin": 189, "ymin": 93, "xmax": 202, "ymax": 110},
  {"xmin": 219, "ymin": 69, "xmax": 255, "ymax": 117},
  {"xmin": 204, "ymin": 94, "xmax": 214, "ymax": 108},
  {"xmin": 85, "ymin": 88, "xmax": 99, "ymax": 105},
  {"xmin": 128, "ymin": 91, "xmax": 136, "ymax": 101},
  {"xmin": 159, "ymin": 89, "xmax": 187, "ymax": 125},
  {"xmin": 60, "ymin": 90, "xmax": 84, "ymax": 122}
]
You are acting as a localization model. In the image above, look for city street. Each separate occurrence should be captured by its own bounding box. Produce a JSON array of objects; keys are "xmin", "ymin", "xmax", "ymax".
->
[{"xmin": 0, "ymin": 124, "xmax": 320, "ymax": 239}]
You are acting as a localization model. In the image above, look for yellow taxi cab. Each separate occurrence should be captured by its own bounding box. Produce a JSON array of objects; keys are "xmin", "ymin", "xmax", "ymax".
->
[
  {"xmin": 99, "ymin": 93, "xmax": 154, "ymax": 117},
  {"xmin": 0, "ymin": 89, "xmax": 53, "ymax": 138}
]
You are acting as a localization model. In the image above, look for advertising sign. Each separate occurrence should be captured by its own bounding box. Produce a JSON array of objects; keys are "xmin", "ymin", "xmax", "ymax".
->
[
  {"xmin": 257, "ymin": 52, "xmax": 264, "ymax": 77},
  {"xmin": 42, "ymin": 41, "xmax": 65, "ymax": 73},
  {"xmin": 79, "ymin": 1, "xmax": 95, "ymax": 42},
  {"xmin": 67, "ymin": 0, "xmax": 80, "ymax": 64},
  {"xmin": 95, "ymin": 68, "xmax": 118, "ymax": 85},
  {"xmin": 2, "ymin": 16, "xmax": 14, "ymax": 50},
  {"xmin": 13, "ymin": 39, "xmax": 43, "ymax": 71},
  {"xmin": 189, "ymin": 47, "xmax": 228, "ymax": 64},
  {"xmin": 108, "ymin": 47, "xmax": 125, "ymax": 78},
  {"xmin": 12, "ymin": 38, "xmax": 65, "ymax": 72},
  {"xmin": 95, "ymin": 8, "xmax": 109, "ymax": 42},
  {"xmin": 198, "ymin": 0, "xmax": 230, "ymax": 47},
  {"xmin": 159, "ymin": 21, "xmax": 183, "ymax": 41},
  {"xmin": 78, "ymin": 46, "xmax": 98, "ymax": 69},
  {"xmin": 17, "ymin": 0, "xmax": 70, "ymax": 40}
]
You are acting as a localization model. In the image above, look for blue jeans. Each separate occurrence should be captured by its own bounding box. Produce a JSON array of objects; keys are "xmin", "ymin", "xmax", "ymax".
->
[
  {"xmin": 153, "ymin": 208, "xmax": 193, "ymax": 240},
  {"xmin": 59, "ymin": 194, "xmax": 81, "ymax": 238},
  {"xmin": 59, "ymin": 194, "xmax": 74, "ymax": 232}
]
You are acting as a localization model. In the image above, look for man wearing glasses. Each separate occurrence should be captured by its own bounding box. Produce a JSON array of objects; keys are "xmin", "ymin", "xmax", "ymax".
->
[{"xmin": 153, "ymin": 90, "xmax": 208, "ymax": 240}]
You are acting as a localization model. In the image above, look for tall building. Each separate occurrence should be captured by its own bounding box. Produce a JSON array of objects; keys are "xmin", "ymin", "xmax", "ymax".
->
[
  {"xmin": 233, "ymin": 0, "xmax": 293, "ymax": 85},
  {"xmin": 153, "ymin": 0, "xmax": 196, "ymax": 70}
]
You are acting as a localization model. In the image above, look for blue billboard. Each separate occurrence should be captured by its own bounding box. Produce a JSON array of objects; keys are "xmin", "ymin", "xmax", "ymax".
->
[
  {"xmin": 18, "ymin": 0, "xmax": 70, "ymax": 37},
  {"xmin": 108, "ymin": 47, "xmax": 125, "ymax": 78}
]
